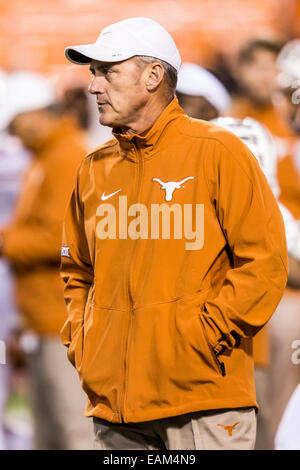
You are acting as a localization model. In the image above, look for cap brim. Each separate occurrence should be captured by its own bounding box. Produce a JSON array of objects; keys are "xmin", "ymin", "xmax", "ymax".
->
[{"xmin": 64, "ymin": 44, "xmax": 133, "ymax": 65}]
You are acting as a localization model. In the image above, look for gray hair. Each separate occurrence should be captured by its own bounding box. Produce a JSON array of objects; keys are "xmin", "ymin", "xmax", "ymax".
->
[{"xmin": 135, "ymin": 56, "xmax": 178, "ymax": 95}]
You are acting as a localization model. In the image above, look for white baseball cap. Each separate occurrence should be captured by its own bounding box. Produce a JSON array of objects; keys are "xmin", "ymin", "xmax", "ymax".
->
[
  {"xmin": 65, "ymin": 17, "xmax": 181, "ymax": 72},
  {"xmin": 177, "ymin": 62, "xmax": 231, "ymax": 113}
]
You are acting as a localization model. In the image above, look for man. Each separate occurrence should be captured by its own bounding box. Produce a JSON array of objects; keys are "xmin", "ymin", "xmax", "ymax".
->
[
  {"xmin": 0, "ymin": 132, "xmax": 30, "ymax": 449},
  {"xmin": 61, "ymin": 17, "xmax": 288, "ymax": 450},
  {"xmin": 229, "ymin": 38, "xmax": 300, "ymax": 199},
  {"xmin": 176, "ymin": 62, "xmax": 231, "ymax": 120},
  {"xmin": 0, "ymin": 71, "xmax": 50, "ymax": 449},
  {"xmin": 230, "ymin": 39, "xmax": 283, "ymax": 121},
  {"xmin": 276, "ymin": 40, "xmax": 300, "ymax": 219},
  {"xmin": 229, "ymin": 39, "xmax": 295, "ymax": 155},
  {"xmin": 0, "ymin": 103, "xmax": 93, "ymax": 449}
]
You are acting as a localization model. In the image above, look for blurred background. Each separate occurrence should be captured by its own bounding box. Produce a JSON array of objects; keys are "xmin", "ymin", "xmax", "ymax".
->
[
  {"xmin": 0, "ymin": 0, "xmax": 300, "ymax": 450},
  {"xmin": 1, "ymin": 0, "xmax": 299, "ymax": 71}
]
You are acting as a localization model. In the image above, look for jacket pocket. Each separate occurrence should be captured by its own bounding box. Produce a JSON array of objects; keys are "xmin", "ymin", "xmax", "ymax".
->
[
  {"xmin": 126, "ymin": 289, "xmax": 227, "ymax": 410},
  {"xmin": 66, "ymin": 320, "xmax": 84, "ymax": 368},
  {"xmin": 78, "ymin": 305, "xmax": 124, "ymax": 414},
  {"xmin": 61, "ymin": 317, "xmax": 83, "ymax": 362},
  {"xmin": 179, "ymin": 290, "xmax": 226, "ymax": 377},
  {"xmin": 65, "ymin": 283, "xmax": 95, "ymax": 368}
]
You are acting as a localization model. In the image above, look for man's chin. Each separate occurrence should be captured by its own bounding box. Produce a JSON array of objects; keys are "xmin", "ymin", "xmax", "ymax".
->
[{"xmin": 98, "ymin": 113, "xmax": 115, "ymax": 128}]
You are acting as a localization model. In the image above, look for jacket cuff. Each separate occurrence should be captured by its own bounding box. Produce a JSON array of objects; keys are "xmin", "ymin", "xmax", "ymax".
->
[{"xmin": 200, "ymin": 309, "xmax": 237, "ymax": 355}]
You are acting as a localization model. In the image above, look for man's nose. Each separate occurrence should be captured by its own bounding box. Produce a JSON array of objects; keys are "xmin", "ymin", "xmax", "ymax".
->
[{"xmin": 88, "ymin": 76, "xmax": 105, "ymax": 95}]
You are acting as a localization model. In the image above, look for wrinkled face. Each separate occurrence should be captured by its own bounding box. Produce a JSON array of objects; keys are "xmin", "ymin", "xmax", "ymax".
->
[
  {"xmin": 237, "ymin": 49, "xmax": 279, "ymax": 106},
  {"xmin": 88, "ymin": 58, "xmax": 148, "ymax": 129}
]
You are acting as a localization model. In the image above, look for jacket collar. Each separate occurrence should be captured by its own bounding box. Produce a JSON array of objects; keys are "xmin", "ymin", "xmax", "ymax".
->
[{"xmin": 112, "ymin": 97, "xmax": 185, "ymax": 161}]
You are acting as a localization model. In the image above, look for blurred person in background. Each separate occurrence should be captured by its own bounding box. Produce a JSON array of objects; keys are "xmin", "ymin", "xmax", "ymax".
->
[
  {"xmin": 0, "ymin": 71, "xmax": 49, "ymax": 449},
  {"xmin": 229, "ymin": 38, "xmax": 300, "ymax": 212},
  {"xmin": 0, "ymin": 84, "xmax": 93, "ymax": 449},
  {"xmin": 263, "ymin": 39, "xmax": 300, "ymax": 446},
  {"xmin": 0, "ymin": 133, "xmax": 30, "ymax": 450},
  {"xmin": 176, "ymin": 62, "xmax": 231, "ymax": 120},
  {"xmin": 229, "ymin": 39, "xmax": 288, "ymax": 137},
  {"xmin": 59, "ymin": 86, "xmax": 90, "ymax": 132},
  {"xmin": 50, "ymin": 65, "xmax": 112, "ymax": 150},
  {"xmin": 230, "ymin": 39, "xmax": 300, "ymax": 218}
]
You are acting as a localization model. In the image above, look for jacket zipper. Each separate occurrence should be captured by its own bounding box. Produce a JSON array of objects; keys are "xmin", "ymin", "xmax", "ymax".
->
[{"xmin": 119, "ymin": 140, "xmax": 144, "ymax": 422}]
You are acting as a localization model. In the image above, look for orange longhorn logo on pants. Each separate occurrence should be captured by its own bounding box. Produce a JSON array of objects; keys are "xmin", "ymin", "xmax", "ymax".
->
[{"xmin": 217, "ymin": 422, "xmax": 240, "ymax": 436}]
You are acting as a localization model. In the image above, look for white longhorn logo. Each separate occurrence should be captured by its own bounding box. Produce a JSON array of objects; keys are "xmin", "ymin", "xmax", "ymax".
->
[{"xmin": 152, "ymin": 176, "xmax": 194, "ymax": 201}]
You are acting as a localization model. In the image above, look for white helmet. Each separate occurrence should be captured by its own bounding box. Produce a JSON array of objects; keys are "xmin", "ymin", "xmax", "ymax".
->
[
  {"xmin": 211, "ymin": 116, "xmax": 278, "ymax": 193},
  {"xmin": 0, "ymin": 70, "xmax": 55, "ymax": 132},
  {"xmin": 277, "ymin": 39, "xmax": 300, "ymax": 87}
]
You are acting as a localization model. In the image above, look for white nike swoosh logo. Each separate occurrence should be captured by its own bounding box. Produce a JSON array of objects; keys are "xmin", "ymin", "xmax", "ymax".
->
[{"xmin": 101, "ymin": 189, "xmax": 121, "ymax": 201}]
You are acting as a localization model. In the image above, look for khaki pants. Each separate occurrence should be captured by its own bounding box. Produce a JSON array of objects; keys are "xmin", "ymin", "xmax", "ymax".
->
[
  {"xmin": 26, "ymin": 336, "xmax": 93, "ymax": 450},
  {"xmin": 94, "ymin": 408, "xmax": 256, "ymax": 450}
]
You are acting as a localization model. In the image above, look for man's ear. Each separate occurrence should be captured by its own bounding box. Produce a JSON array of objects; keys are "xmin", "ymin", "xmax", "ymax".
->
[{"xmin": 145, "ymin": 62, "xmax": 165, "ymax": 91}]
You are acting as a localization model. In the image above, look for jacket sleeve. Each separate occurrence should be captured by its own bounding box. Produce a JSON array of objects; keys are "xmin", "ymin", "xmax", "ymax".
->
[
  {"xmin": 60, "ymin": 160, "xmax": 94, "ymax": 348},
  {"xmin": 201, "ymin": 136, "xmax": 288, "ymax": 357}
]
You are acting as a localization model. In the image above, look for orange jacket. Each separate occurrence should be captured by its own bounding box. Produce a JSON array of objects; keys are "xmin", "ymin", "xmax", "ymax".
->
[
  {"xmin": 1, "ymin": 115, "xmax": 86, "ymax": 335},
  {"xmin": 61, "ymin": 98, "xmax": 288, "ymax": 423}
]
